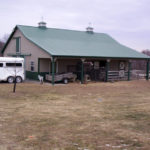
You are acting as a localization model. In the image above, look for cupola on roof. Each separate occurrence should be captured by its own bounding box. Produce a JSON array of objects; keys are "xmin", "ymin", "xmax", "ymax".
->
[{"xmin": 38, "ymin": 21, "xmax": 47, "ymax": 29}]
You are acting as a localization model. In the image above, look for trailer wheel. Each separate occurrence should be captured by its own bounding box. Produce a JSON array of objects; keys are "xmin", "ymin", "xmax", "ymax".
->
[
  {"xmin": 16, "ymin": 76, "xmax": 22, "ymax": 83},
  {"xmin": 7, "ymin": 76, "xmax": 14, "ymax": 83},
  {"xmin": 63, "ymin": 78, "xmax": 68, "ymax": 84}
]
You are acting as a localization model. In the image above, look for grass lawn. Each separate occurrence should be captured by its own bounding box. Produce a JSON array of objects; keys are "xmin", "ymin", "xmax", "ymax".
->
[{"xmin": 0, "ymin": 80, "xmax": 150, "ymax": 150}]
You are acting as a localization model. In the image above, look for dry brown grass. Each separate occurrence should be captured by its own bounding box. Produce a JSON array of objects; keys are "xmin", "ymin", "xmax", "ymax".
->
[{"xmin": 0, "ymin": 80, "xmax": 150, "ymax": 150}]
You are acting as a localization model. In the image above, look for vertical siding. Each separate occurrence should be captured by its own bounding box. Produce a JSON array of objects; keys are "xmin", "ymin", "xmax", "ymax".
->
[
  {"xmin": 110, "ymin": 60, "xmax": 128, "ymax": 71},
  {"xmin": 58, "ymin": 59, "xmax": 79, "ymax": 73}
]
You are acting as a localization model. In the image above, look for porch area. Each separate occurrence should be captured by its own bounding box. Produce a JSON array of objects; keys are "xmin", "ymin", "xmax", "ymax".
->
[{"xmin": 37, "ymin": 57, "xmax": 150, "ymax": 85}]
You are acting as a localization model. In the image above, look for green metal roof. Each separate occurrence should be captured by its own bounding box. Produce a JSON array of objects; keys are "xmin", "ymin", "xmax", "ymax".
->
[{"xmin": 6, "ymin": 25, "xmax": 150, "ymax": 59}]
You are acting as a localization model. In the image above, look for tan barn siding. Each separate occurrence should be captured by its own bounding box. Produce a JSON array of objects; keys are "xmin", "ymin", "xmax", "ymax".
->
[
  {"xmin": 3, "ymin": 39, "xmax": 16, "ymax": 56},
  {"xmin": 40, "ymin": 59, "xmax": 51, "ymax": 72},
  {"xmin": 3, "ymin": 29, "xmax": 51, "ymax": 72},
  {"xmin": 57, "ymin": 59, "xmax": 79, "ymax": 73}
]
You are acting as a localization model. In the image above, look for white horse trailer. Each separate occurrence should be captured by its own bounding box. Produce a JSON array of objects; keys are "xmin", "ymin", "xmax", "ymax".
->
[{"xmin": 0, "ymin": 57, "xmax": 25, "ymax": 83}]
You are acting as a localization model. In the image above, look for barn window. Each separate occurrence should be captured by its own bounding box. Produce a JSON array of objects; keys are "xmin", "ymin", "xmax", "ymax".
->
[
  {"xmin": 16, "ymin": 37, "xmax": 21, "ymax": 53},
  {"xmin": 0, "ymin": 63, "xmax": 3, "ymax": 67},
  {"xmin": 30, "ymin": 61, "xmax": 34, "ymax": 71}
]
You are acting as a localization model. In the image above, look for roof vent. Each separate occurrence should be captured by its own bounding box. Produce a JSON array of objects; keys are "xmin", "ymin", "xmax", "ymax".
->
[
  {"xmin": 86, "ymin": 23, "xmax": 94, "ymax": 33},
  {"xmin": 38, "ymin": 17, "xmax": 47, "ymax": 29},
  {"xmin": 38, "ymin": 21, "xmax": 47, "ymax": 28}
]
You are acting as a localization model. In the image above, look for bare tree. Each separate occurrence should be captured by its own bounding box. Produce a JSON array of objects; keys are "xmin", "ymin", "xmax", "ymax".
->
[
  {"xmin": 2, "ymin": 34, "xmax": 9, "ymax": 43},
  {"xmin": 132, "ymin": 49, "xmax": 150, "ymax": 70},
  {"xmin": 0, "ymin": 41, "xmax": 5, "ymax": 56},
  {"xmin": 0, "ymin": 34, "xmax": 9, "ymax": 56},
  {"xmin": 142, "ymin": 49, "xmax": 150, "ymax": 56}
]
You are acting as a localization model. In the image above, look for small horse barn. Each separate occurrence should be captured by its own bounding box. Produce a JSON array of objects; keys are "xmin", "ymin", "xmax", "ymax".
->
[{"xmin": 2, "ymin": 22, "xmax": 150, "ymax": 84}]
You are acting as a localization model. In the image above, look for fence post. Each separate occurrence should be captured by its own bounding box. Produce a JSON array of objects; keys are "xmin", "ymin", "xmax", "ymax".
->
[
  {"xmin": 51, "ymin": 57, "xmax": 55, "ymax": 85},
  {"xmin": 146, "ymin": 60, "xmax": 149, "ymax": 80},
  {"xmin": 81, "ymin": 58, "xmax": 85, "ymax": 84},
  {"xmin": 106, "ymin": 59, "xmax": 110, "ymax": 82},
  {"xmin": 128, "ymin": 60, "xmax": 131, "ymax": 81}
]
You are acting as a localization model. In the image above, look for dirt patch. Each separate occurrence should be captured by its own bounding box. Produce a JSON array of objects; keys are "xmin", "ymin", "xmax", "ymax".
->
[{"xmin": 0, "ymin": 80, "xmax": 150, "ymax": 149}]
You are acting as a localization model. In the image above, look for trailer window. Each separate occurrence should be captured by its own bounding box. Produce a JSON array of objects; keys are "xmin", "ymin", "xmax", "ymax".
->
[
  {"xmin": 6, "ymin": 63, "xmax": 22, "ymax": 67},
  {"xmin": 0, "ymin": 63, "xmax": 3, "ymax": 67}
]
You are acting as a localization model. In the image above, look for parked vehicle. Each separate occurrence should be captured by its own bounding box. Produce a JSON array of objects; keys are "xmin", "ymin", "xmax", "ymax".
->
[
  {"xmin": 45, "ymin": 72, "xmax": 77, "ymax": 84},
  {"xmin": 0, "ymin": 57, "xmax": 25, "ymax": 83}
]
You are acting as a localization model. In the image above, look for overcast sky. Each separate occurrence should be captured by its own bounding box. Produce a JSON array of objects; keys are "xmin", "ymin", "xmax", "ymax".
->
[{"xmin": 0, "ymin": 0, "xmax": 150, "ymax": 51}]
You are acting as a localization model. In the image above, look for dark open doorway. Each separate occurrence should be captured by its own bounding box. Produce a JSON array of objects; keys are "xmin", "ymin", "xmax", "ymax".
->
[{"xmin": 76, "ymin": 60, "xmax": 106, "ymax": 81}]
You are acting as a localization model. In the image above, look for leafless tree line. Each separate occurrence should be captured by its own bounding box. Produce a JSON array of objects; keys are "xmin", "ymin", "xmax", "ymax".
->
[
  {"xmin": 0, "ymin": 41, "xmax": 5, "ymax": 56},
  {"xmin": 131, "ymin": 50, "xmax": 150, "ymax": 70},
  {"xmin": 0, "ymin": 34, "xmax": 9, "ymax": 56}
]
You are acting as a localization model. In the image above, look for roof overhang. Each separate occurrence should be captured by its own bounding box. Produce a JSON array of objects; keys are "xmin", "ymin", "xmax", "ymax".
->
[{"xmin": 52, "ymin": 55, "xmax": 150, "ymax": 60}]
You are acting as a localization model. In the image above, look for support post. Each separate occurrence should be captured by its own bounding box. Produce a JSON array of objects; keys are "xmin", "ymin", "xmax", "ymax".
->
[
  {"xmin": 106, "ymin": 59, "xmax": 110, "ymax": 82},
  {"xmin": 81, "ymin": 58, "xmax": 85, "ymax": 84},
  {"xmin": 128, "ymin": 60, "xmax": 131, "ymax": 81},
  {"xmin": 24, "ymin": 57, "xmax": 26, "ymax": 80},
  {"xmin": 146, "ymin": 60, "xmax": 149, "ymax": 80},
  {"xmin": 51, "ymin": 57, "xmax": 55, "ymax": 85}
]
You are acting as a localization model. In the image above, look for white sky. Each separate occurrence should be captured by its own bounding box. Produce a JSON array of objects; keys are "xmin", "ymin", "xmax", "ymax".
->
[{"xmin": 0, "ymin": 0, "xmax": 150, "ymax": 51}]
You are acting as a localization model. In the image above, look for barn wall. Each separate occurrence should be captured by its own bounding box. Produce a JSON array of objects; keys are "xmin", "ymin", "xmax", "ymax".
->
[
  {"xmin": 110, "ymin": 60, "xmax": 128, "ymax": 71},
  {"xmin": 57, "ymin": 59, "xmax": 79, "ymax": 73},
  {"xmin": 3, "ymin": 29, "xmax": 51, "ymax": 73},
  {"xmin": 40, "ymin": 58, "xmax": 51, "ymax": 72}
]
